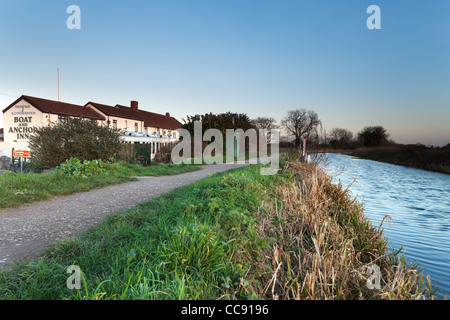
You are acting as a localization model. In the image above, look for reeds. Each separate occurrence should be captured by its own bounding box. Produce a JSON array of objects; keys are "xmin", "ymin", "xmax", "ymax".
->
[{"xmin": 252, "ymin": 157, "xmax": 440, "ymax": 300}]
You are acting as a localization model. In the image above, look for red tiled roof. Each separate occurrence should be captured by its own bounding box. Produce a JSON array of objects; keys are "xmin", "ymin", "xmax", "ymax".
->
[
  {"xmin": 87, "ymin": 102, "xmax": 144, "ymax": 121},
  {"xmin": 3, "ymin": 95, "xmax": 181, "ymax": 131},
  {"xmin": 137, "ymin": 110, "xmax": 182, "ymax": 130},
  {"xmin": 3, "ymin": 95, "xmax": 105, "ymax": 120},
  {"xmin": 88, "ymin": 102, "xmax": 182, "ymax": 130}
]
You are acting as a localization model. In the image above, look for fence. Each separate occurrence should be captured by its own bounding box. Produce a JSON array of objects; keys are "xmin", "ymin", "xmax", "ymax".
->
[{"xmin": 119, "ymin": 141, "xmax": 176, "ymax": 165}]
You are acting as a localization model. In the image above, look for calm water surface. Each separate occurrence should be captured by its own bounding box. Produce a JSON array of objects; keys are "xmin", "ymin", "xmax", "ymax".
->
[{"xmin": 323, "ymin": 153, "xmax": 450, "ymax": 297}]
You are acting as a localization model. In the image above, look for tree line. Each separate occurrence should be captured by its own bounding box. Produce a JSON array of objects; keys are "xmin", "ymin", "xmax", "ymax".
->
[
  {"xmin": 181, "ymin": 108, "xmax": 392, "ymax": 151},
  {"xmin": 23, "ymin": 110, "xmax": 448, "ymax": 171}
]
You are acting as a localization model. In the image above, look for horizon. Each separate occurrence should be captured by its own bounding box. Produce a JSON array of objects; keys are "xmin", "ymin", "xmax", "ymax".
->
[{"xmin": 1, "ymin": 0, "xmax": 449, "ymax": 146}]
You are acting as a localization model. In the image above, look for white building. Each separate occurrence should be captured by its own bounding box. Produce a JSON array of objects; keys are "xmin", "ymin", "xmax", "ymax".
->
[{"xmin": 1, "ymin": 95, "xmax": 182, "ymax": 159}]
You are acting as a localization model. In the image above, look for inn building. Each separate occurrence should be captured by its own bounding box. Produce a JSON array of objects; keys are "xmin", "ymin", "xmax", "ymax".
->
[{"xmin": 0, "ymin": 95, "xmax": 182, "ymax": 159}]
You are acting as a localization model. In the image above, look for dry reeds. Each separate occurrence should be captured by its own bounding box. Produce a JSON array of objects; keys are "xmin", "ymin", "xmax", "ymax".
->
[{"xmin": 253, "ymin": 158, "xmax": 439, "ymax": 300}]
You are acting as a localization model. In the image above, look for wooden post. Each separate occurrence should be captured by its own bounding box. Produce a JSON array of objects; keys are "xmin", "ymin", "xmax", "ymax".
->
[{"xmin": 302, "ymin": 138, "xmax": 306, "ymax": 162}]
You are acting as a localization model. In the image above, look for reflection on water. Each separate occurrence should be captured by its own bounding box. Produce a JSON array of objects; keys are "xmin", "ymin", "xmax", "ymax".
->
[{"xmin": 323, "ymin": 153, "xmax": 450, "ymax": 297}]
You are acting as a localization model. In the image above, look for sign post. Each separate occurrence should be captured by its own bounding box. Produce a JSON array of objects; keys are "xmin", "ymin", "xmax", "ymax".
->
[{"xmin": 13, "ymin": 150, "xmax": 30, "ymax": 173}]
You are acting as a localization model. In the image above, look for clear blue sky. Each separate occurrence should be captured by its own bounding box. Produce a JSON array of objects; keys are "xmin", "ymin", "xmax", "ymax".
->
[{"xmin": 1, "ymin": 0, "xmax": 449, "ymax": 145}]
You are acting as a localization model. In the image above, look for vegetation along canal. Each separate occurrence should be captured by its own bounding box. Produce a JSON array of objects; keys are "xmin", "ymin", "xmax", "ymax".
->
[{"xmin": 324, "ymin": 153, "xmax": 450, "ymax": 297}]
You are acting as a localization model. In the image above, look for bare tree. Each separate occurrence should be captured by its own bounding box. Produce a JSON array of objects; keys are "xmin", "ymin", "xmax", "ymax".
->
[
  {"xmin": 328, "ymin": 128, "xmax": 354, "ymax": 149},
  {"xmin": 252, "ymin": 117, "xmax": 278, "ymax": 143},
  {"xmin": 318, "ymin": 126, "xmax": 329, "ymax": 145},
  {"xmin": 329, "ymin": 128, "xmax": 353, "ymax": 144},
  {"xmin": 252, "ymin": 117, "xmax": 277, "ymax": 131},
  {"xmin": 281, "ymin": 109, "xmax": 321, "ymax": 147}
]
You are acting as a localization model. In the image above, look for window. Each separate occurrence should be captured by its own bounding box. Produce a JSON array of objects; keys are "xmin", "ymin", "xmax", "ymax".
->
[
  {"xmin": 112, "ymin": 120, "xmax": 117, "ymax": 129},
  {"xmin": 58, "ymin": 115, "xmax": 68, "ymax": 123},
  {"xmin": 135, "ymin": 123, "xmax": 138, "ymax": 132}
]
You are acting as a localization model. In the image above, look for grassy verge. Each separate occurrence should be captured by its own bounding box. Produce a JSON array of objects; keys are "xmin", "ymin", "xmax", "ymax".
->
[
  {"xmin": 0, "ymin": 157, "xmax": 441, "ymax": 299},
  {"xmin": 0, "ymin": 162, "xmax": 200, "ymax": 209}
]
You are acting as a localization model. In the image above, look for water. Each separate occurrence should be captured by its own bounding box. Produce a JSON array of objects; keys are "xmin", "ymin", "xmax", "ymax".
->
[{"xmin": 323, "ymin": 153, "xmax": 450, "ymax": 297}]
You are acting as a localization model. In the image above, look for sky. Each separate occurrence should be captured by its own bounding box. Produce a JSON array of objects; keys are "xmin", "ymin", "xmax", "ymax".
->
[{"xmin": 0, "ymin": 0, "xmax": 449, "ymax": 146}]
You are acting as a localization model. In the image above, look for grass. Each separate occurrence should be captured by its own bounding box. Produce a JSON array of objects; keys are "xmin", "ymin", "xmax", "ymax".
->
[
  {"xmin": 0, "ymin": 155, "xmax": 443, "ymax": 300},
  {"xmin": 258, "ymin": 159, "xmax": 441, "ymax": 299},
  {"xmin": 182, "ymin": 154, "xmax": 260, "ymax": 165},
  {"xmin": 111, "ymin": 162, "xmax": 201, "ymax": 177},
  {"xmin": 0, "ymin": 162, "xmax": 201, "ymax": 209}
]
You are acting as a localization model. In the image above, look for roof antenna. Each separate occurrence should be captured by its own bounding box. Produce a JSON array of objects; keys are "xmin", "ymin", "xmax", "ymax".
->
[{"xmin": 57, "ymin": 68, "xmax": 60, "ymax": 101}]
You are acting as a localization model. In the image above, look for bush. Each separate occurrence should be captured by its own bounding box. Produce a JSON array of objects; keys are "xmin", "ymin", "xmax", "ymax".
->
[
  {"xmin": 54, "ymin": 158, "xmax": 109, "ymax": 177},
  {"xmin": 29, "ymin": 118, "xmax": 122, "ymax": 169},
  {"xmin": 153, "ymin": 143, "xmax": 176, "ymax": 164}
]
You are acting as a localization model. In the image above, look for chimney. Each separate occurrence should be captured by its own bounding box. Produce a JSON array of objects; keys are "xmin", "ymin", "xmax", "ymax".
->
[
  {"xmin": 131, "ymin": 101, "xmax": 138, "ymax": 110},
  {"xmin": 166, "ymin": 112, "xmax": 170, "ymax": 117}
]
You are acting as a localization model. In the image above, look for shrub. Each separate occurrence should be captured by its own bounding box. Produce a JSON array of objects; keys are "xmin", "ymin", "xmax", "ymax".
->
[
  {"xmin": 54, "ymin": 158, "xmax": 109, "ymax": 177},
  {"xmin": 153, "ymin": 143, "xmax": 176, "ymax": 164},
  {"xmin": 29, "ymin": 118, "xmax": 122, "ymax": 169}
]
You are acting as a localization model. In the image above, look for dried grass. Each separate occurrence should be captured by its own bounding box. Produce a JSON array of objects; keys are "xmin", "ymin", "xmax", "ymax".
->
[{"xmin": 252, "ymin": 157, "xmax": 440, "ymax": 300}]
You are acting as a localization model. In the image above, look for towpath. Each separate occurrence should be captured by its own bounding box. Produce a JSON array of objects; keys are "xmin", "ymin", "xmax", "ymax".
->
[{"xmin": 0, "ymin": 163, "xmax": 247, "ymax": 270}]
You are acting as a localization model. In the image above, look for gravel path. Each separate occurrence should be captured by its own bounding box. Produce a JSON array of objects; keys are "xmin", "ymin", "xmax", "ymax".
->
[{"xmin": 0, "ymin": 163, "xmax": 247, "ymax": 270}]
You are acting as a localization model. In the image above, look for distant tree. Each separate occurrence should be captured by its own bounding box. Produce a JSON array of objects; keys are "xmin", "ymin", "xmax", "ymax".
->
[
  {"xmin": 252, "ymin": 117, "xmax": 278, "ymax": 143},
  {"xmin": 220, "ymin": 112, "xmax": 255, "ymax": 133},
  {"xmin": 182, "ymin": 112, "xmax": 256, "ymax": 156},
  {"xmin": 252, "ymin": 117, "xmax": 277, "ymax": 131},
  {"xmin": 182, "ymin": 112, "xmax": 255, "ymax": 136},
  {"xmin": 318, "ymin": 127, "xmax": 329, "ymax": 145},
  {"xmin": 29, "ymin": 118, "xmax": 122, "ymax": 169},
  {"xmin": 281, "ymin": 109, "xmax": 321, "ymax": 147},
  {"xmin": 357, "ymin": 126, "xmax": 390, "ymax": 147},
  {"xmin": 329, "ymin": 128, "xmax": 354, "ymax": 149}
]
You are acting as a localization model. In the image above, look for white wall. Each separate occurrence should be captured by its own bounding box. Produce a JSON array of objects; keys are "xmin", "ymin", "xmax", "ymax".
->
[
  {"xmin": 3, "ymin": 99, "xmax": 44, "ymax": 157},
  {"xmin": 2, "ymin": 101, "xmax": 180, "ymax": 158},
  {"xmin": 0, "ymin": 141, "xmax": 5, "ymax": 157}
]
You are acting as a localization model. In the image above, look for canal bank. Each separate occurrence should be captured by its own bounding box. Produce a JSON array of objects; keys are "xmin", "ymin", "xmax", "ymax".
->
[{"xmin": 324, "ymin": 153, "xmax": 450, "ymax": 297}]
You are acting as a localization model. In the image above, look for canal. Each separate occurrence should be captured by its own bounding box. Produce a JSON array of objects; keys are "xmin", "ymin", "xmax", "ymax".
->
[{"xmin": 324, "ymin": 153, "xmax": 450, "ymax": 297}]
